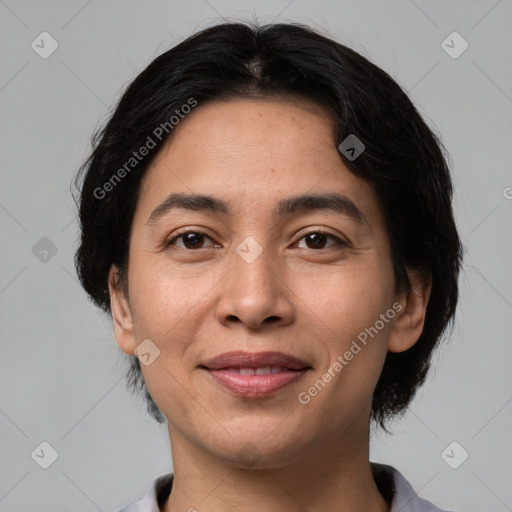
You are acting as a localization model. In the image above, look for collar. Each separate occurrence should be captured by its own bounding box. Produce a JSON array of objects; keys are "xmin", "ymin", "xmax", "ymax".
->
[{"xmin": 116, "ymin": 462, "xmax": 452, "ymax": 512}]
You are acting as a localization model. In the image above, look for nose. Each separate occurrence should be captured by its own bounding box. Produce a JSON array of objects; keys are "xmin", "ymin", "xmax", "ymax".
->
[{"xmin": 215, "ymin": 242, "xmax": 295, "ymax": 331}]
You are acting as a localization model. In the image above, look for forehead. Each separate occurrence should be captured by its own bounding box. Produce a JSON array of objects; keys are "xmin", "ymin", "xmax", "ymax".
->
[
  {"xmin": 133, "ymin": 98, "xmax": 383, "ymax": 228},
  {"xmin": 150, "ymin": 97, "xmax": 337, "ymax": 177}
]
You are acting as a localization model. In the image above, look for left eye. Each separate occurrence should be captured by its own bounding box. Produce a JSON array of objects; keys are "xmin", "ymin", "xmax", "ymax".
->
[{"xmin": 296, "ymin": 231, "xmax": 346, "ymax": 250}]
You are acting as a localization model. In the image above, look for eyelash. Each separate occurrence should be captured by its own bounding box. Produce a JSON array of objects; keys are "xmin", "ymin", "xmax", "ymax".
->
[{"xmin": 164, "ymin": 230, "xmax": 348, "ymax": 250}]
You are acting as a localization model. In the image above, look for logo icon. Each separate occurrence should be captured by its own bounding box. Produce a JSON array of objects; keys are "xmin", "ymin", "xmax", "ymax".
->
[
  {"xmin": 31, "ymin": 32, "xmax": 59, "ymax": 59},
  {"xmin": 441, "ymin": 441, "xmax": 469, "ymax": 469},
  {"xmin": 338, "ymin": 134, "xmax": 365, "ymax": 161},
  {"xmin": 236, "ymin": 236, "xmax": 263, "ymax": 264},
  {"xmin": 32, "ymin": 237, "xmax": 58, "ymax": 263},
  {"xmin": 134, "ymin": 338, "xmax": 161, "ymax": 366},
  {"xmin": 236, "ymin": 442, "xmax": 262, "ymax": 467},
  {"xmin": 441, "ymin": 32, "xmax": 468, "ymax": 59},
  {"xmin": 31, "ymin": 441, "xmax": 59, "ymax": 469}
]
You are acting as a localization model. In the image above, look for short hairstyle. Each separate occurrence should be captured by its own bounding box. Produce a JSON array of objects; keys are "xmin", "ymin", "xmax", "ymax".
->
[{"xmin": 73, "ymin": 21, "xmax": 463, "ymax": 430}]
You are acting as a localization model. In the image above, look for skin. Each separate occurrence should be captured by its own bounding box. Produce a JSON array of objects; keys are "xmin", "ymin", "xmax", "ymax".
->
[{"xmin": 108, "ymin": 98, "xmax": 431, "ymax": 512}]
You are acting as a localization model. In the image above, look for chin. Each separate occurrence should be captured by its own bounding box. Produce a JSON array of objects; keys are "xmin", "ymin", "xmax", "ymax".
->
[{"xmin": 207, "ymin": 426, "xmax": 313, "ymax": 470}]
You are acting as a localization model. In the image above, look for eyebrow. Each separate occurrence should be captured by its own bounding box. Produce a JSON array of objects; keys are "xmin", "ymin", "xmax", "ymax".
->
[{"xmin": 146, "ymin": 192, "xmax": 367, "ymax": 226}]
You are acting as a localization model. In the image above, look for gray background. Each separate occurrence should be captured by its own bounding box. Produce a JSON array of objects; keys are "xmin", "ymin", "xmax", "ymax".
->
[{"xmin": 1, "ymin": 0, "xmax": 511, "ymax": 511}]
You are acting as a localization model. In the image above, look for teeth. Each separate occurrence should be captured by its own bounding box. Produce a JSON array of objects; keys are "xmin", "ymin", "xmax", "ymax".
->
[
  {"xmin": 255, "ymin": 366, "xmax": 271, "ymax": 375},
  {"xmin": 236, "ymin": 367, "xmax": 284, "ymax": 375}
]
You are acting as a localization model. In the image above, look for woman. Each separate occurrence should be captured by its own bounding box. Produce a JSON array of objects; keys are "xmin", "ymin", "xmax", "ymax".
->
[{"xmin": 73, "ymin": 22, "xmax": 462, "ymax": 512}]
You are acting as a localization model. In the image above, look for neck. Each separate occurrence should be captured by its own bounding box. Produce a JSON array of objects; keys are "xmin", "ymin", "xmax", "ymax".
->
[{"xmin": 163, "ymin": 408, "xmax": 390, "ymax": 512}]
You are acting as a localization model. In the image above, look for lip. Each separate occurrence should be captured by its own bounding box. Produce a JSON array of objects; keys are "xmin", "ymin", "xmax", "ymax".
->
[
  {"xmin": 202, "ymin": 350, "xmax": 310, "ymax": 371},
  {"xmin": 201, "ymin": 351, "xmax": 312, "ymax": 398}
]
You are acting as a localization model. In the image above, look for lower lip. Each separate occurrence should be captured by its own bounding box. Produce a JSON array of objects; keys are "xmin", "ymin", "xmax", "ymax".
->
[{"xmin": 205, "ymin": 369, "xmax": 309, "ymax": 398}]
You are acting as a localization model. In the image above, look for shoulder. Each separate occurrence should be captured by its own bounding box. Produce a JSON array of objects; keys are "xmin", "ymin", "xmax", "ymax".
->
[
  {"xmin": 371, "ymin": 462, "xmax": 458, "ymax": 512},
  {"xmin": 115, "ymin": 473, "xmax": 174, "ymax": 512}
]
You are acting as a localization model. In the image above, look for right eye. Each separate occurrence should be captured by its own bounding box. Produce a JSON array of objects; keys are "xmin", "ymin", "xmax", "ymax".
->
[{"xmin": 165, "ymin": 230, "xmax": 219, "ymax": 250}]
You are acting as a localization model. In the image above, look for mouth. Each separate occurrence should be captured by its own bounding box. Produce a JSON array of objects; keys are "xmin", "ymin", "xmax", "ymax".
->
[{"xmin": 200, "ymin": 351, "xmax": 312, "ymax": 398}]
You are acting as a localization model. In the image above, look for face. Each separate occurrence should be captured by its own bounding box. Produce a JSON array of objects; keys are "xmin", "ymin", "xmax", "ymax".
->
[{"xmin": 109, "ymin": 98, "xmax": 425, "ymax": 468}]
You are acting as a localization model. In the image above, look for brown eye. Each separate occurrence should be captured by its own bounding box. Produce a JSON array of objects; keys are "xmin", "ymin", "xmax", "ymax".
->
[
  {"xmin": 166, "ymin": 231, "xmax": 216, "ymax": 250},
  {"xmin": 297, "ymin": 231, "xmax": 347, "ymax": 250}
]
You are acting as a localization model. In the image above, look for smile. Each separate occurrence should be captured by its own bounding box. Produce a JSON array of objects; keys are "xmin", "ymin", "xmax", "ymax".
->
[{"xmin": 201, "ymin": 351, "xmax": 312, "ymax": 398}]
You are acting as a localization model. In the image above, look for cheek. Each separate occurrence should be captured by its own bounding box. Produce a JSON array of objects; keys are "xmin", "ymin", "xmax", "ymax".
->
[
  {"xmin": 295, "ymin": 257, "xmax": 395, "ymax": 340},
  {"xmin": 127, "ymin": 265, "xmax": 213, "ymax": 421},
  {"xmin": 128, "ymin": 255, "xmax": 211, "ymax": 337},
  {"xmin": 294, "ymin": 257, "xmax": 395, "ymax": 400}
]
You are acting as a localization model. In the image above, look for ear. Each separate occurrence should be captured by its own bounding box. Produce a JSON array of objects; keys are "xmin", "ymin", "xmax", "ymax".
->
[
  {"xmin": 108, "ymin": 265, "xmax": 137, "ymax": 356},
  {"xmin": 387, "ymin": 269, "xmax": 432, "ymax": 353}
]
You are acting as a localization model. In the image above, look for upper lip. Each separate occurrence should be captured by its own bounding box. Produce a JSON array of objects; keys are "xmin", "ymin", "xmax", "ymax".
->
[{"xmin": 201, "ymin": 351, "xmax": 311, "ymax": 371}]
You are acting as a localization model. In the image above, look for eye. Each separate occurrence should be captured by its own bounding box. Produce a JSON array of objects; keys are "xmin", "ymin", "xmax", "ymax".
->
[
  {"xmin": 165, "ymin": 231, "xmax": 218, "ymax": 250},
  {"xmin": 295, "ymin": 231, "xmax": 348, "ymax": 250},
  {"xmin": 165, "ymin": 230, "xmax": 348, "ymax": 251}
]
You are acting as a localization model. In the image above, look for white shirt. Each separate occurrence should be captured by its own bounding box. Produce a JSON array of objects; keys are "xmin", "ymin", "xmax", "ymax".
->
[{"xmin": 116, "ymin": 462, "xmax": 455, "ymax": 512}]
